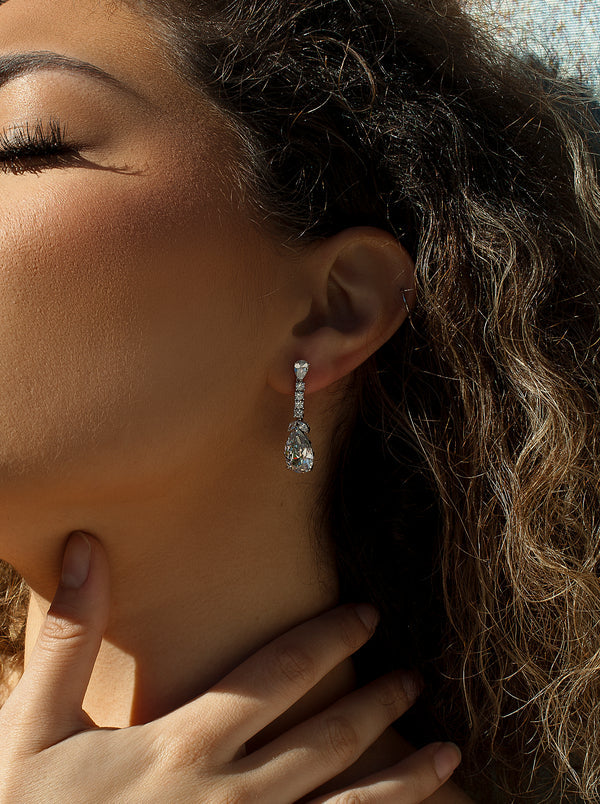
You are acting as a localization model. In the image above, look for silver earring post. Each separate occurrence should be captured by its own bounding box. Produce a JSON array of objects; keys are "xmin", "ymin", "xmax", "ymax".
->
[{"xmin": 284, "ymin": 359, "xmax": 314, "ymax": 472}]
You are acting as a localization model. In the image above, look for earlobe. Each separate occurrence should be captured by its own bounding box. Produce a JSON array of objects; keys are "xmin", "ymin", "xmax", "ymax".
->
[{"xmin": 271, "ymin": 226, "xmax": 415, "ymax": 395}]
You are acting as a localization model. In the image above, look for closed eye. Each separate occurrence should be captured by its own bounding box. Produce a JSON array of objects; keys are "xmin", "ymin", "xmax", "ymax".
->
[{"xmin": 0, "ymin": 117, "xmax": 81, "ymax": 174}]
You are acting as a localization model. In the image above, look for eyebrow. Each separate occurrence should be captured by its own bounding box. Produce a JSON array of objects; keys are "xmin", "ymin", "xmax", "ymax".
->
[{"xmin": 0, "ymin": 51, "xmax": 144, "ymax": 100}]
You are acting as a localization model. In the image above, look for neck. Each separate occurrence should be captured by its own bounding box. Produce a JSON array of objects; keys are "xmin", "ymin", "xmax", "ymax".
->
[
  {"xmin": 22, "ymin": 465, "xmax": 341, "ymax": 728},
  {"xmin": 12, "ymin": 458, "xmax": 471, "ymax": 802}
]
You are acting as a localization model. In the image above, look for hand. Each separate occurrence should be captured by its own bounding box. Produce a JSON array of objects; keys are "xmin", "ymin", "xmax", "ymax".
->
[{"xmin": 0, "ymin": 532, "xmax": 462, "ymax": 803}]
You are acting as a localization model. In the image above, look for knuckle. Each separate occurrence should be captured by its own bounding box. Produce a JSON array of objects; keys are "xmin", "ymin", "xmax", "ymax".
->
[
  {"xmin": 41, "ymin": 610, "xmax": 88, "ymax": 643},
  {"xmin": 321, "ymin": 715, "xmax": 360, "ymax": 763},
  {"xmin": 151, "ymin": 730, "xmax": 200, "ymax": 772},
  {"xmin": 150, "ymin": 724, "xmax": 219, "ymax": 773},
  {"xmin": 334, "ymin": 793, "xmax": 374, "ymax": 804},
  {"xmin": 270, "ymin": 643, "xmax": 315, "ymax": 689}
]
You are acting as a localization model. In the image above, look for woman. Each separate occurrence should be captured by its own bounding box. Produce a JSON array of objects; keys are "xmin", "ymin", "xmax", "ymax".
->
[{"xmin": 0, "ymin": 0, "xmax": 599, "ymax": 800}]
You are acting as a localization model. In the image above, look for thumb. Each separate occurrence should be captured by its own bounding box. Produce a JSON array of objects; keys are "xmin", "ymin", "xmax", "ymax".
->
[{"xmin": 15, "ymin": 532, "xmax": 110, "ymax": 748}]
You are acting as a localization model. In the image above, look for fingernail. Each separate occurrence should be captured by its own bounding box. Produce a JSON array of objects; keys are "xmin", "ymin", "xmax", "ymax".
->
[
  {"xmin": 61, "ymin": 532, "xmax": 91, "ymax": 590},
  {"xmin": 354, "ymin": 603, "xmax": 379, "ymax": 632},
  {"xmin": 433, "ymin": 742, "xmax": 462, "ymax": 780},
  {"xmin": 400, "ymin": 670, "xmax": 424, "ymax": 701}
]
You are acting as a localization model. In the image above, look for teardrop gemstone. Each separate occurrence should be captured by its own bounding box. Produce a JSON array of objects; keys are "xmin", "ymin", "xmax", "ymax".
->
[{"xmin": 285, "ymin": 426, "xmax": 314, "ymax": 472}]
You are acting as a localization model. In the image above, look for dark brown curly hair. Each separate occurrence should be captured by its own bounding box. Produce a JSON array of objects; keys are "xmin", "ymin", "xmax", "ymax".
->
[{"xmin": 3, "ymin": 0, "xmax": 600, "ymax": 799}]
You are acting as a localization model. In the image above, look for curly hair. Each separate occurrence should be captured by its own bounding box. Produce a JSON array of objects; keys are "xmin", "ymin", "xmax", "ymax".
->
[
  {"xmin": 0, "ymin": 563, "xmax": 28, "ymax": 704},
  {"xmin": 3, "ymin": 0, "xmax": 600, "ymax": 799}
]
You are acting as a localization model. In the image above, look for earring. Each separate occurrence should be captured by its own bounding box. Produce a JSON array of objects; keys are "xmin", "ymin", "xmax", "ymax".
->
[{"xmin": 284, "ymin": 359, "xmax": 314, "ymax": 473}]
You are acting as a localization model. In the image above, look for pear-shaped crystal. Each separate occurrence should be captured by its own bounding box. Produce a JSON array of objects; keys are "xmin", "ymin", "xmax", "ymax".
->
[
  {"xmin": 294, "ymin": 360, "xmax": 309, "ymax": 381},
  {"xmin": 285, "ymin": 426, "xmax": 314, "ymax": 472}
]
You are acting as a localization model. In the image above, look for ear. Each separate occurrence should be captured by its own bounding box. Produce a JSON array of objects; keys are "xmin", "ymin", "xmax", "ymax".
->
[{"xmin": 268, "ymin": 226, "xmax": 415, "ymax": 395}]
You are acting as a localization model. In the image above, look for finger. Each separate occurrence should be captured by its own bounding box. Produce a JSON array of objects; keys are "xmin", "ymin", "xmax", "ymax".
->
[
  {"xmin": 308, "ymin": 742, "xmax": 464, "ymax": 804},
  {"xmin": 238, "ymin": 669, "xmax": 422, "ymax": 803},
  {"xmin": 12, "ymin": 532, "xmax": 110, "ymax": 748},
  {"xmin": 159, "ymin": 603, "xmax": 379, "ymax": 759}
]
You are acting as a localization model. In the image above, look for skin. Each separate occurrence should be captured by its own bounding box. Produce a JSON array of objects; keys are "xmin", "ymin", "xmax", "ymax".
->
[
  {"xmin": 0, "ymin": 0, "xmax": 471, "ymax": 799},
  {"xmin": 0, "ymin": 537, "xmax": 468, "ymax": 803}
]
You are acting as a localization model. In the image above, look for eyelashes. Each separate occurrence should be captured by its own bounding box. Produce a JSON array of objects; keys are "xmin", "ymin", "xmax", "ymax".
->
[{"xmin": 0, "ymin": 117, "xmax": 80, "ymax": 174}]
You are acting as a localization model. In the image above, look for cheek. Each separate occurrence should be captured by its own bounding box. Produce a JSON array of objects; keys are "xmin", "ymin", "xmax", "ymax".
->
[{"xmin": 0, "ymin": 166, "xmax": 263, "ymax": 494}]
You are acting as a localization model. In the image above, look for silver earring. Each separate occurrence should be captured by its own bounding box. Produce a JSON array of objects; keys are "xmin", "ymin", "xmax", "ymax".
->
[{"xmin": 284, "ymin": 359, "xmax": 314, "ymax": 472}]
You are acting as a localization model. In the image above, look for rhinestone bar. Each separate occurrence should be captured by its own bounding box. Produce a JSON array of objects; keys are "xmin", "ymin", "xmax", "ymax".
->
[{"xmin": 292, "ymin": 360, "xmax": 309, "ymax": 421}]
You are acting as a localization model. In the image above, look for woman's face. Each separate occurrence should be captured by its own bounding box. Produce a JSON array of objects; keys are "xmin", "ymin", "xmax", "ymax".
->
[{"xmin": 0, "ymin": 0, "xmax": 288, "ymax": 511}]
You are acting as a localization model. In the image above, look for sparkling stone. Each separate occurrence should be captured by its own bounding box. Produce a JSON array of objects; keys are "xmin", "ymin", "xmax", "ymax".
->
[
  {"xmin": 285, "ymin": 425, "xmax": 314, "ymax": 472},
  {"xmin": 294, "ymin": 360, "xmax": 309, "ymax": 380},
  {"xmin": 288, "ymin": 420, "xmax": 310, "ymax": 434}
]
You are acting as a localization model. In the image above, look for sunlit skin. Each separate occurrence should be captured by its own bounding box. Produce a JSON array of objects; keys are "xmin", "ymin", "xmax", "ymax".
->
[{"xmin": 0, "ymin": 0, "xmax": 467, "ymax": 799}]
